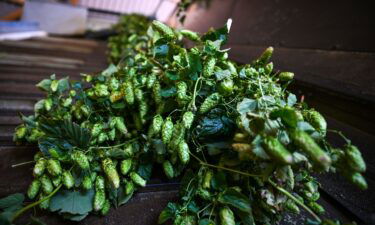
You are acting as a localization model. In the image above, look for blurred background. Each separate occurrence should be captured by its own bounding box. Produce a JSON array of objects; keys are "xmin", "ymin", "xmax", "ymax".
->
[{"xmin": 0, "ymin": 0, "xmax": 374, "ymax": 224}]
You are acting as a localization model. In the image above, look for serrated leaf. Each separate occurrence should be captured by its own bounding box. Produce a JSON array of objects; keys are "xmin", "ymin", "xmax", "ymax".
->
[
  {"xmin": 49, "ymin": 189, "xmax": 94, "ymax": 215},
  {"xmin": 218, "ymin": 188, "xmax": 251, "ymax": 213},
  {"xmin": 0, "ymin": 193, "xmax": 24, "ymax": 209}
]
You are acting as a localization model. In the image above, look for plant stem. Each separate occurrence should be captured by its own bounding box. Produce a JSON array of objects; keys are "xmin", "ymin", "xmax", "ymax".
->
[
  {"xmin": 11, "ymin": 184, "xmax": 62, "ymax": 223},
  {"xmin": 268, "ymin": 179, "xmax": 322, "ymax": 223},
  {"xmin": 11, "ymin": 161, "xmax": 34, "ymax": 168},
  {"xmin": 89, "ymin": 138, "xmax": 138, "ymax": 150},
  {"xmin": 189, "ymin": 151, "xmax": 261, "ymax": 177},
  {"xmin": 189, "ymin": 77, "xmax": 202, "ymax": 111}
]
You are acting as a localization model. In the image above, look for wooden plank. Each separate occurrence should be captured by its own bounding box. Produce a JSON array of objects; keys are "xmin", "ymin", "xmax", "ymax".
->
[
  {"xmin": 0, "ymin": 41, "xmax": 93, "ymax": 54},
  {"xmin": 33, "ymin": 36, "xmax": 101, "ymax": 47},
  {"xmin": 229, "ymin": 45, "xmax": 375, "ymax": 103}
]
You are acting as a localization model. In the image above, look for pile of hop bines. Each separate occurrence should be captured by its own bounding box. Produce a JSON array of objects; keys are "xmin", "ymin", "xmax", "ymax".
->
[{"xmin": 11, "ymin": 18, "xmax": 367, "ymax": 225}]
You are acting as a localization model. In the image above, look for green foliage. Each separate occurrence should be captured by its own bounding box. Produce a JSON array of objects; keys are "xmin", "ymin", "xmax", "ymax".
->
[
  {"xmin": 9, "ymin": 18, "xmax": 366, "ymax": 225},
  {"xmin": 49, "ymin": 189, "xmax": 94, "ymax": 220}
]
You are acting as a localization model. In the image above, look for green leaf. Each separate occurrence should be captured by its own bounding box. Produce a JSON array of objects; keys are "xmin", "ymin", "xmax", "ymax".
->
[
  {"xmin": 102, "ymin": 64, "xmax": 118, "ymax": 76},
  {"xmin": 137, "ymin": 153, "xmax": 153, "ymax": 180},
  {"xmin": 152, "ymin": 139, "xmax": 166, "ymax": 155},
  {"xmin": 154, "ymin": 44, "xmax": 169, "ymax": 57},
  {"xmin": 0, "ymin": 193, "xmax": 24, "ymax": 209},
  {"xmin": 57, "ymin": 77, "xmax": 70, "ymax": 93},
  {"xmin": 211, "ymin": 171, "xmax": 227, "ymax": 191},
  {"xmin": 61, "ymin": 213, "xmax": 89, "ymax": 221},
  {"xmin": 237, "ymin": 98, "xmax": 257, "ymax": 115},
  {"xmin": 160, "ymin": 87, "xmax": 177, "ymax": 97},
  {"xmin": 30, "ymin": 216, "xmax": 47, "ymax": 225},
  {"xmin": 196, "ymin": 109, "xmax": 236, "ymax": 141},
  {"xmin": 111, "ymin": 102, "xmax": 126, "ymax": 109},
  {"xmin": 0, "ymin": 214, "xmax": 11, "ymax": 225},
  {"xmin": 287, "ymin": 93, "xmax": 297, "ymax": 106},
  {"xmin": 165, "ymin": 71, "xmax": 179, "ymax": 81},
  {"xmin": 36, "ymin": 78, "xmax": 52, "ymax": 92},
  {"xmin": 49, "ymin": 189, "xmax": 94, "ymax": 215},
  {"xmin": 270, "ymin": 107, "xmax": 298, "ymax": 128},
  {"xmin": 158, "ymin": 202, "xmax": 179, "ymax": 224},
  {"xmin": 235, "ymin": 209, "xmax": 255, "ymax": 225},
  {"xmin": 187, "ymin": 201, "xmax": 199, "ymax": 213},
  {"xmin": 218, "ymin": 188, "xmax": 251, "ymax": 213},
  {"xmin": 214, "ymin": 69, "xmax": 231, "ymax": 81},
  {"xmin": 198, "ymin": 218, "xmax": 215, "ymax": 225},
  {"xmin": 117, "ymin": 188, "xmax": 134, "ymax": 207}
]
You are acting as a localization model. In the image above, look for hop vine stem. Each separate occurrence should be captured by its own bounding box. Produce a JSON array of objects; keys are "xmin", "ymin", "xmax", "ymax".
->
[
  {"xmin": 268, "ymin": 179, "xmax": 322, "ymax": 223},
  {"xmin": 189, "ymin": 150, "xmax": 322, "ymax": 223},
  {"xmin": 11, "ymin": 184, "xmax": 62, "ymax": 223}
]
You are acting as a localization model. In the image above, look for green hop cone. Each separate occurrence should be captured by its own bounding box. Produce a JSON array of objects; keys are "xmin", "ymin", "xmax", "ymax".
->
[
  {"xmin": 27, "ymin": 179, "xmax": 41, "ymax": 199},
  {"xmin": 123, "ymin": 81, "xmax": 135, "ymax": 105},
  {"xmin": 304, "ymin": 110, "xmax": 327, "ymax": 136},
  {"xmin": 72, "ymin": 151, "xmax": 90, "ymax": 170},
  {"xmin": 33, "ymin": 158, "xmax": 47, "ymax": 177},
  {"xmin": 152, "ymin": 20, "xmax": 176, "ymax": 40},
  {"xmin": 162, "ymin": 160, "xmax": 174, "ymax": 179},
  {"xmin": 62, "ymin": 171, "xmax": 74, "ymax": 189},
  {"xmin": 40, "ymin": 175, "xmax": 53, "ymax": 194},
  {"xmin": 279, "ymin": 72, "xmax": 294, "ymax": 81},
  {"xmin": 120, "ymin": 159, "xmax": 132, "ymax": 175},
  {"xmin": 202, "ymin": 170, "xmax": 213, "ymax": 189},
  {"xmin": 308, "ymin": 202, "xmax": 325, "ymax": 215},
  {"xmin": 101, "ymin": 199, "xmax": 111, "ymax": 216},
  {"xmin": 152, "ymin": 81, "xmax": 162, "ymax": 104},
  {"xmin": 102, "ymin": 158, "xmax": 120, "ymax": 189},
  {"xmin": 182, "ymin": 111, "xmax": 194, "ymax": 129},
  {"xmin": 82, "ymin": 175, "xmax": 93, "ymax": 190},
  {"xmin": 94, "ymin": 189, "xmax": 106, "ymax": 211},
  {"xmin": 115, "ymin": 117, "xmax": 128, "ymax": 134},
  {"xmin": 125, "ymin": 180, "xmax": 135, "ymax": 195},
  {"xmin": 39, "ymin": 194, "xmax": 50, "ymax": 210},
  {"xmin": 220, "ymin": 207, "xmax": 235, "ymax": 225},
  {"xmin": 178, "ymin": 141, "xmax": 190, "ymax": 164},
  {"xmin": 51, "ymin": 176, "xmax": 62, "ymax": 187},
  {"xmin": 180, "ymin": 29, "xmax": 200, "ymax": 41},
  {"xmin": 262, "ymin": 136, "xmax": 293, "ymax": 164},
  {"xmin": 95, "ymin": 176, "xmax": 105, "ymax": 190},
  {"xmin": 47, "ymin": 159, "xmax": 62, "ymax": 176},
  {"xmin": 162, "ymin": 117, "xmax": 174, "ymax": 144},
  {"xmin": 345, "ymin": 145, "xmax": 366, "ymax": 173},
  {"xmin": 203, "ymin": 57, "xmax": 216, "ymax": 78},
  {"xmin": 130, "ymin": 172, "xmax": 146, "ymax": 187},
  {"xmin": 14, "ymin": 125, "xmax": 27, "ymax": 141},
  {"xmin": 199, "ymin": 93, "xmax": 221, "ymax": 114},
  {"xmin": 290, "ymin": 129, "xmax": 331, "ymax": 169}
]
